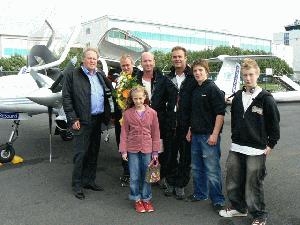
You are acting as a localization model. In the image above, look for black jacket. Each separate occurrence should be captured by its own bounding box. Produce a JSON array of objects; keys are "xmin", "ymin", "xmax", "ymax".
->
[
  {"xmin": 166, "ymin": 66, "xmax": 197, "ymax": 132},
  {"xmin": 136, "ymin": 68, "xmax": 174, "ymax": 138},
  {"xmin": 231, "ymin": 89, "xmax": 280, "ymax": 149},
  {"xmin": 62, "ymin": 67, "xmax": 112, "ymax": 126},
  {"xmin": 191, "ymin": 79, "xmax": 226, "ymax": 134}
]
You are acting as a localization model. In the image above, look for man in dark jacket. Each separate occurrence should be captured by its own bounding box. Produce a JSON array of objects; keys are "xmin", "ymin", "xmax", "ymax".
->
[
  {"xmin": 62, "ymin": 48, "xmax": 112, "ymax": 200},
  {"xmin": 136, "ymin": 52, "xmax": 174, "ymax": 188},
  {"xmin": 219, "ymin": 58, "xmax": 280, "ymax": 225},
  {"xmin": 164, "ymin": 46, "xmax": 197, "ymax": 200}
]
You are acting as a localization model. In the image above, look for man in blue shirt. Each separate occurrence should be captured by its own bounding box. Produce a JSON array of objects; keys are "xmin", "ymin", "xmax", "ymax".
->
[{"xmin": 63, "ymin": 48, "xmax": 112, "ymax": 200}]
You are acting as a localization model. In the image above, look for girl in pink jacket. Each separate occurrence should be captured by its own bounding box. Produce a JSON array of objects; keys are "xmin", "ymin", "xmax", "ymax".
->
[{"xmin": 119, "ymin": 86, "xmax": 160, "ymax": 213}]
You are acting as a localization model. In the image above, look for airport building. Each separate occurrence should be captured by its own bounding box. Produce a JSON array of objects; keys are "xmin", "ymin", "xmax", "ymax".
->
[
  {"xmin": 0, "ymin": 34, "xmax": 29, "ymax": 58},
  {"xmin": 0, "ymin": 22, "xmax": 47, "ymax": 58},
  {"xmin": 79, "ymin": 15, "xmax": 272, "ymax": 53},
  {"xmin": 1, "ymin": 15, "xmax": 272, "ymax": 58},
  {"xmin": 273, "ymin": 19, "xmax": 300, "ymax": 78}
]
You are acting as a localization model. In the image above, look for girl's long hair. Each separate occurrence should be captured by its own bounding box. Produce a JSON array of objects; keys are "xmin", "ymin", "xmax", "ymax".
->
[{"xmin": 125, "ymin": 85, "xmax": 150, "ymax": 110}]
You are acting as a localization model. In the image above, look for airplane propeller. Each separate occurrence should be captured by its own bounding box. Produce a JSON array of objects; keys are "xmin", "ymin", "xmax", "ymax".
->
[
  {"xmin": 46, "ymin": 57, "xmax": 77, "ymax": 162},
  {"xmin": 50, "ymin": 56, "xmax": 77, "ymax": 93},
  {"xmin": 30, "ymin": 70, "xmax": 48, "ymax": 88},
  {"xmin": 27, "ymin": 56, "xmax": 77, "ymax": 162},
  {"xmin": 48, "ymin": 107, "xmax": 53, "ymax": 162}
]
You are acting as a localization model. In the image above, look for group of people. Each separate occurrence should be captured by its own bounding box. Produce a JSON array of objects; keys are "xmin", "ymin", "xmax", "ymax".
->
[{"xmin": 62, "ymin": 46, "xmax": 280, "ymax": 225}]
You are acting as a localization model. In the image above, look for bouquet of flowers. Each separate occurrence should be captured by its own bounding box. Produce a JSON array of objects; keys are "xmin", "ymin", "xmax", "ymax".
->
[{"xmin": 113, "ymin": 72, "xmax": 139, "ymax": 110}]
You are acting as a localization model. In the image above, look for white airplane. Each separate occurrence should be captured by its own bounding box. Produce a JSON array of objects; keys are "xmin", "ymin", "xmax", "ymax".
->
[
  {"xmin": 207, "ymin": 55, "xmax": 300, "ymax": 103},
  {"xmin": 0, "ymin": 20, "xmax": 151, "ymax": 164}
]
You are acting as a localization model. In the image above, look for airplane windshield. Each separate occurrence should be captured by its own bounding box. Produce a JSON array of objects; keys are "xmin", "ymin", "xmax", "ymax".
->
[
  {"xmin": 27, "ymin": 20, "xmax": 77, "ymax": 69},
  {"xmin": 98, "ymin": 28, "xmax": 151, "ymax": 67}
]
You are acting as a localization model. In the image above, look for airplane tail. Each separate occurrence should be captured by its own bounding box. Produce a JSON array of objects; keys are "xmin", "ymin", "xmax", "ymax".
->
[
  {"xmin": 209, "ymin": 55, "xmax": 275, "ymax": 97},
  {"xmin": 214, "ymin": 61, "xmax": 241, "ymax": 97}
]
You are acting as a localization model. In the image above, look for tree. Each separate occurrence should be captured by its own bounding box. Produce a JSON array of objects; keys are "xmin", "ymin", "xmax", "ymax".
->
[
  {"xmin": 59, "ymin": 48, "xmax": 83, "ymax": 69},
  {"xmin": 0, "ymin": 55, "xmax": 26, "ymax": 71},
  {"xmin": 153, "ymin": 46, "xmax": 293, "ymax": 76}
]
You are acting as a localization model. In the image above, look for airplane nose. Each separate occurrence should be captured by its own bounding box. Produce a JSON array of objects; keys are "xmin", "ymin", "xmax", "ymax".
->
[{"xmin": 26, "ymin": 88, "xmax": 62, "ymax": 108}]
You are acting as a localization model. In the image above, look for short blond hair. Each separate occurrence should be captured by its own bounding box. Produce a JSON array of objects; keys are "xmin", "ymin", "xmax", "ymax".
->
[
  {"xmin": 120, "ymin": 54, "xmax": 134, "ymax": 65},
  {"xmin": 171, "ymin": 46, "xmax": 187, "ymax": 57},
  {"xmin": 241, "ymin": 58, "xmax": 260, "ymax": 74},
  {"xmin": 83, "ymin": 47, "xmax": 99, "ymax": 59}
]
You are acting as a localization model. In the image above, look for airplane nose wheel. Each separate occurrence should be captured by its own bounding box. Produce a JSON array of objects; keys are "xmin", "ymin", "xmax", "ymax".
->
[{"xmin": 0, "ymin": 143, "xmax": 15, "ymax": 163}]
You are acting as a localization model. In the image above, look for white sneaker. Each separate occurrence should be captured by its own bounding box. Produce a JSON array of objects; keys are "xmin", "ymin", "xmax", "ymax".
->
[{"xmin": 219, "ymin": 208, "xmax": 248, "ymax": 217}]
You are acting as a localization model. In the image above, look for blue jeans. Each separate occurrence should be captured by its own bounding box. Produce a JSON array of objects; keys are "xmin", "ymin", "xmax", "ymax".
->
[
  {"xmin": 128, "ymin": 152, "xmax": 152, "ymax": 201},
  {"xmin": 191, "ymin": 134, "xmax": 225, "ymax": 205}
]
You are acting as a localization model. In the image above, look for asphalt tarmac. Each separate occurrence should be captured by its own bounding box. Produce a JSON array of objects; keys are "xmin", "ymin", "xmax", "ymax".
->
[{"xmin": 0, "ymin": 103, "xmax": 299, "ymax": 225}]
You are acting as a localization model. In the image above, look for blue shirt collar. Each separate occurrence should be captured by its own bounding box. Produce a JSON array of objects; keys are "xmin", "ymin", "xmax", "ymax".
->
[{"xmin": 81, "ymin": 65, "xmax": 96, "ymax": 76}]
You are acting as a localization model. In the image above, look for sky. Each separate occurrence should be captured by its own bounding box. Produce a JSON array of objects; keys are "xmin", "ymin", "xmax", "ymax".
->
[{"xmin": 1, "ymin": 0, "xmax": 299, "ymax": 40}]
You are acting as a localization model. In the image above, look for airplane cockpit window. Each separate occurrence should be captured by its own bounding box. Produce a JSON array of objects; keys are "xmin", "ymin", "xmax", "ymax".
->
[
  {"xmin": 97, "ymin": 28, "xmax": 151, "ymax": 68},
  {"xmin": 27, "ymin": 20, "xmax": 78, "ymax": 69}
]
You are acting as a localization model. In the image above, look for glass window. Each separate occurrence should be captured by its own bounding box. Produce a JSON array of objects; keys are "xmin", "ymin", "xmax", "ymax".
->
[
  {"xmin": 284, "ymin": 33, "xmax": 289, "ymax": 45},
  {"xmin": 86, "ymin": 28, "xmax": 91, "ymax": 35}
]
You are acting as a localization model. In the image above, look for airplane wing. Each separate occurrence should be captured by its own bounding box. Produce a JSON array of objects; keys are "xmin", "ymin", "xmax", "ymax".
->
[{"xmin": 207, "ymin": 55, "xmax": 275, "ymax": 62}]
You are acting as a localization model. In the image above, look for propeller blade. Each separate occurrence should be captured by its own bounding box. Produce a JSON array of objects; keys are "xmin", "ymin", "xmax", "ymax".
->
[
  {"xmin": 49, "ymin": 56, "xmax": 77, "ymax": 93},
  {"xmin": 45, "ymin": 20, "xmax": 55, "ymax": 48},
  {"xmin": 48, "ymin": 107, "xmax": 53, "ymax": 162},
  {"xmin": 28, "ymin": 45, "xmax": 57, "ymax": 67},
  {"xmin": 28, "ymin": 20, "xmax": 56, "ymax": 67},
  {"xmin": 30, "ymin": 69, "xmax": 47, "ymax": 88}
]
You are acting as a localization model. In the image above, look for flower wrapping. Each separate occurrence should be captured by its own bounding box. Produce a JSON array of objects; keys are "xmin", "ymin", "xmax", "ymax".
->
[{"xmin": 113, "ymin": 72, "xmax": 139, "ymax": 111}]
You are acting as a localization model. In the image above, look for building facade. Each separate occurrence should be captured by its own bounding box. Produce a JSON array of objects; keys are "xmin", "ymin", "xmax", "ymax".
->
[
  {"xmin": 273, "ymin": 20, "xmax": 300, "ymax": 78},
  {"xmin": 79, "ymin": 15, "xmax": 272, "ymax": 53},
  {"xmin": 0, "ymin": 21, "xmax": 52, "ymax": 58}
]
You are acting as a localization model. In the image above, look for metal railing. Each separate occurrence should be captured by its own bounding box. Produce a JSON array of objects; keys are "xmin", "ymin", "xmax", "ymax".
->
[{"xmin": 0, "ymin": 71, "xmax": 18, "ymax": 76}]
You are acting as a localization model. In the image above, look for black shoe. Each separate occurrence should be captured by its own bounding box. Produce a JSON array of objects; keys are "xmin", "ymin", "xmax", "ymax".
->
[
  {"xmin": 213, "ymin": 203, "xmax": 224, "ymax": 213},
  {"xmin": 158, "ymin": 178, "xmax": 167, "ymax": 190},
  {"xmin": 73, "ymin": 189, "xmax": 85, "ymax": 200},
  {"xmin": 120, "ymin": 175, "xmax": 130, "ymax": 187},
  {"xmin": 164, "ymin": 182, "xmax": 175, "ymax": 197},
  {"xmin": 175, "ymin": 187, "xmax": 185, "ymax": 200},
  {"xmin": 185, "ymin": 194, "xmax": 208, "ymax": 202},
  {"xmin": 83, "ymin": 183, "xmax": 104, "ymax": 191},
  {"xmin": 164, "ymin": 188, "xmax": 176, "ymax": 197},
  {"xmin": 176, "ymin": 194, "xmax": 185, "ymax": 200}
]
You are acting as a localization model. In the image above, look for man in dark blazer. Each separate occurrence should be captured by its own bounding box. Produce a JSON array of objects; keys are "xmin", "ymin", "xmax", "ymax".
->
[{"xmin": 63, "ymin": 48, "xmax": 112, "ymax": 200}]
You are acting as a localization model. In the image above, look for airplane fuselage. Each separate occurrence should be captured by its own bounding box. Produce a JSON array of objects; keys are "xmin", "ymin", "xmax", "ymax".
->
[{"xmin": 0, "ymin": 74, "xmax": 59, "ymax": 117}]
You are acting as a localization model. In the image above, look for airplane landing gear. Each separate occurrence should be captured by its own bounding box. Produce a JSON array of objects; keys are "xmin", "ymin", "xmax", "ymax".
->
[
  {"xmin": 0, "ymin": 143, "xmax": 15, "ymax": 163},
  {"xmin": 0, "ymin": 120, "xmax": 20, "ymax": 163}
]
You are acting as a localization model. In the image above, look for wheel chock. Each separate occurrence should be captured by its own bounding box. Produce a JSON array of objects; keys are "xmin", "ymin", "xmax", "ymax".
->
[{"xmin": 11, "ymin": 155, "xmax": 24, "ymax": 164}]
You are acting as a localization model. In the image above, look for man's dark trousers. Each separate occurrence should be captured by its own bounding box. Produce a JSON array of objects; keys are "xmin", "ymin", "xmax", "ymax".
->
[{"xmin": 72, "ymin": 114, "xmax": 103, "ymax": 191}]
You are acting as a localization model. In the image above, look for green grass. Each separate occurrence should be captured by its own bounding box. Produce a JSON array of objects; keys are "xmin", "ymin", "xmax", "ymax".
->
[
  {"xmin": 239, "ymin": 83, "xmax": 287, "ymax": 92},
  {"xmin": 257, "ymin": 83, "xmax": 286, "ymax": 92}
]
